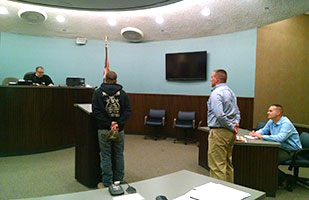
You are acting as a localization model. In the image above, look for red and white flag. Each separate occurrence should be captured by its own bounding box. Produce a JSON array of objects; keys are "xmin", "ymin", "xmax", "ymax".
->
[{"xmin": 103, "ymin": 36, "xmax": 109, "ymax": 79}]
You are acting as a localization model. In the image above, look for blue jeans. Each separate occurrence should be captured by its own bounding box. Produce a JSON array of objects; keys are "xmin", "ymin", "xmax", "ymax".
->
[{"xmin": 98, "ymin": 129, "xmax": 124, "ymax": 187}]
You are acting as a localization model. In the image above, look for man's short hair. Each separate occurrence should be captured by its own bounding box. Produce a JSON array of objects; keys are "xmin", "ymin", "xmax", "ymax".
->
[
  {"xmin": 214, "ymin": 69, "xmax": 227, "ymax": 83},
  {"xmin": 105, "ymin": 71, "xmax": 117, "ymax": 83},
  {"xmin": 271, "ymin": 104, "xmax": 283, "ymax": 114},
  {"xmin": 36, "ymin": 66, "xmax": 44, "ymax": 71}
]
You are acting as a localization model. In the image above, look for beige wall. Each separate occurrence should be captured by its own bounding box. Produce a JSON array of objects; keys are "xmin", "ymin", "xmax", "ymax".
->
[{"xmin": 254, "ymin": 14, "xmax": 309, "ymax": 127}]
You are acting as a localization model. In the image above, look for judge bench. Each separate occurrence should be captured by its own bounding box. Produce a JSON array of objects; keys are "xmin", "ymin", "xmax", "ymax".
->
[{"xmin": 0, "ymin": 85, "xmax": 94, "ymax": 156}]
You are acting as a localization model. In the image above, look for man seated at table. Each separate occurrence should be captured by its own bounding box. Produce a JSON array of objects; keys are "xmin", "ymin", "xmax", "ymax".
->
[
  {"xmin": 250, "ymin": 104, "xmax": 302, "ymax": 189},
  {"xmin": 24, "ymin": 66, "xmax": 54, "ymax": 86}
]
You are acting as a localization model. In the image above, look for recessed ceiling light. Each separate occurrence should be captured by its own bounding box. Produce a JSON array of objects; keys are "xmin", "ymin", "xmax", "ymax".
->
[
  {"xmin": 56, "ymin": 15, "xmax": 65, "ymax": 23},
  {"xmin": 0, "ymin": 6, "xmax": 8, "ymax": 15},
  {"xmin": 201, "ymin": 7, "xmax": 210, "ymax": 16},
  {"xmin": 108, "ymin": 18, "xmax": 117, "ymax": 26},
  {"xmin": 156, "ymin": 16, "xmax": 164, "ymax": 24}
]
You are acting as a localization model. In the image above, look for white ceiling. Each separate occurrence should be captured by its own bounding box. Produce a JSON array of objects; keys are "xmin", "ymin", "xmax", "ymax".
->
[
  {"xmin": 10, "ymin": 0, "xmax": 184, "ymax": 10},
  {"xmin": 0, "ymin": 0, "xmax": 308, "ymax": 42}
]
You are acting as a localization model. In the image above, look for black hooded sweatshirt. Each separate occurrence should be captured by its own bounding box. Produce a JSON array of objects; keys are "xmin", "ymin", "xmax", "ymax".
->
[{"xmin": 92, "ymin": 82, "xmax": 131, "ymax": 131}]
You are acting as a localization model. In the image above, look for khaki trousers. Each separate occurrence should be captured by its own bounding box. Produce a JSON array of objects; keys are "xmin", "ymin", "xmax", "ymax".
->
[{"xmin": 208, "ymin": 128, "xmax": 236, "ymax": 182}]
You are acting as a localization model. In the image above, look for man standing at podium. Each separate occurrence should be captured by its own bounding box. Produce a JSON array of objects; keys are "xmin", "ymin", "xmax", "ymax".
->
[
  {"xmin": 92, "ymin": 71, "xmax": 131, "ymax": 188},
  {"xmin": 207, "ymin": 69, "xmax": 240, "ymax": 183}
]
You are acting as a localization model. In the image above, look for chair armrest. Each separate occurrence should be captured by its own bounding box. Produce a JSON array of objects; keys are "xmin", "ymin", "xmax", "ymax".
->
[
  {"xmin": 193, "ymin": 119, "xmax": 196, "ymax": 129},
  {"xmin": 144, "ymin": 116, "xmax": 148, "ymax": 125},
  {"xmin": 288, "ymin": 148, "xmax": 309, "ymax": 170},
  {"xmin": 198, "ymin": 120, "xmax": 203, "ymax": 127},
  {"xmin": 162, "ymin": 117, "xmax": 165, "ymax": 126},
  {"xmin": 173, "ymin": 118, "xmax": 176, "ymax": 128},
  {"xmin": 293, "ymin": 148, "xmax": 309, "ymax": 159}
]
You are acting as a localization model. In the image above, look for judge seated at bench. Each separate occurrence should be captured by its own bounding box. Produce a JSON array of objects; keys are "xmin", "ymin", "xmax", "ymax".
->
[{"xmin": 24, "ymin": 66, "xmax": 54, "ymax": 86}]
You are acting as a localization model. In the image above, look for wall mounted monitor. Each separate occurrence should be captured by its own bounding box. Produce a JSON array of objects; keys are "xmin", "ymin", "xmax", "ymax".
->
[{"xmin": 166, "ymin": 51, "xmax": 207, "ymax": 81}]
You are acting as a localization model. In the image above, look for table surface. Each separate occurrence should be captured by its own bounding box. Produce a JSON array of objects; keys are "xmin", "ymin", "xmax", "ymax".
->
[
  {"xmin": 75, "ymin": 103, "xmax": 92, "ymax": 114},
  {"xmin": 20, "ymin": 170, "xmax": 265, "ymax": 200},
  {"xmin": 198, "ymin": 127, "xmax": 280, "ymax": 147}
]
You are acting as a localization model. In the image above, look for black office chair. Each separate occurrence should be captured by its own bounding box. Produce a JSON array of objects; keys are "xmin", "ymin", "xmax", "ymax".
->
[
  {"xmin": 23, "ymin": 72, "xmax": 35, "ymax": 80},
  {"xmin": 282, "ymin": 132, "xmax": 309, "ymax": 190},
  {"xmin": 144, "ymin": 109, "xmax": 166, "ymax": 140},
  {"xmin": 173, "ymin": 111, "xmax": 196, "ymax": 145},
  {"xmin": 255, "ymin": 121, "xmax": 266, "ymax": 130}
]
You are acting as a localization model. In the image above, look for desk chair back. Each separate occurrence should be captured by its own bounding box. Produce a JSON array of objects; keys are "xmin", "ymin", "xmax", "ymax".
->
[
  {"xmin": 283, "ymin": 132, "xmax": 309, "ymax": 190},
  {"xmin": 23, "ymin": 72, "xmax": 35, "ymax": 80},
  {"xmin": 299, "ymin": 132, "xmax": 309, "ymax": 161},
  {"xmin": 144, "ymin": 109, "xmax": 166, "ymax": 140},
  {"xmin": 175, "ymin": 111, "xmax": 195, "ymax": 129},
  {"xmin": 2, "ymin": 77, "xmax": 18, "ymax": 85},
  {"xmin": 173, "ymin": 111, "xmax": 196, "ymax": 145},
  {"xmin": 255, "ymin": 121, "xmax": 266, "ymax": 130},
  {"xmin": 145, "ymin": 109, "xmax": 166, "ymax": 126}
]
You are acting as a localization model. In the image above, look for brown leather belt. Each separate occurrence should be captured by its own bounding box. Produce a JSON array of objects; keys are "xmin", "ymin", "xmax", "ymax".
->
[{"xmin": 209, "ymin": 127, "xmax": 224, "ymax": 129}]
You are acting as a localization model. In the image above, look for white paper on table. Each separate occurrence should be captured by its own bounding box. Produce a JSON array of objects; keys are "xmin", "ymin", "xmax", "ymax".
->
[
  {"xmin": 190, "ymin": 182, "xmax": 251, "ymax": 200},
  {"xmin": 244, "ymin": 135, "xmax": 258, "ymax": 139},
  {"xmin": 112, "ymin": 193, "xmax": 144, "ymax": 200}
]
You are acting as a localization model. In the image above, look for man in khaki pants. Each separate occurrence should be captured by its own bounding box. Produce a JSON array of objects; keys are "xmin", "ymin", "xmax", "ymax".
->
[{"xmin": 207, "ymin": 69, "xmax": 240, "ymax": 182}]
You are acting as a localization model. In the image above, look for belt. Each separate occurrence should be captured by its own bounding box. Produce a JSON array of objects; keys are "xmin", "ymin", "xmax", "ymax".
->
[{"xmin": 209, "ymin": 127, "xmax": 224, "ymax": 129}]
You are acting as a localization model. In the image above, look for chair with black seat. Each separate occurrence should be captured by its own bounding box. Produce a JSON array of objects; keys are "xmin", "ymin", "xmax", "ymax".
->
[
  {"xmin": 282, "ymin": 132, "xmax": 309, "ymax": 190},
  {"xmin": 173, "ymin": 111, "xmax": 196, "ymax": 145},
  {"xmin": 144, "ymin": 109, "xmax": 166, "ymax": 140}
]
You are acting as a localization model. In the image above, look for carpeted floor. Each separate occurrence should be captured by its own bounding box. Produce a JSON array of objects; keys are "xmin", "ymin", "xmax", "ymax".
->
[{"xmin": 0, "ymin": 135, "xmax": 308, "ymax": 200}]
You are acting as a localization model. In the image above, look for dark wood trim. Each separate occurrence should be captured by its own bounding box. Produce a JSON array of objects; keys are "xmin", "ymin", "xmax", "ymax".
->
[{"xmin": 126, "ymin": 93, "xmax": 253, "ymax": 137}]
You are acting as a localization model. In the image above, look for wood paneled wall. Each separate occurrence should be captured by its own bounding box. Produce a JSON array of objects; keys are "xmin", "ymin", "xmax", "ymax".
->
[
  {"xmin": 254, "ymin": 14, "xmax": 309, "ymax": 126},
  {"xmin": 0, "ymin": 87, "xmax": 253, "ymax": 156},
  {"xmin": 125, "ymin": 93, "xmax": 253, "ymax": 137}
]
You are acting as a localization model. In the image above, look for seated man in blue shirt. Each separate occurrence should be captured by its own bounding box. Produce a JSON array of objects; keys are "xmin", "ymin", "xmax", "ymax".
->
[{"xmin": 250, "ymin": 104, "xmax": 302, "ymax": 188}]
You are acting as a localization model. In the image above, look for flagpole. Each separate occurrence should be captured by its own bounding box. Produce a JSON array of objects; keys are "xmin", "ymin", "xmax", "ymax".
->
[
  {"xmin": 105, "ymin": 36, "xmax": 108, "ymax": 47},
  {"xmin": 103, "ymin": 36, "xmax": 109, "ymax": 79}
]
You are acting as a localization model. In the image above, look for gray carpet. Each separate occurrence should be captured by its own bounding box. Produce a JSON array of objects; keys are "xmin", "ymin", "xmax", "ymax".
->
[{"xmin": 0, "ymin": 135, "xmax": 308, "ymax": 200}]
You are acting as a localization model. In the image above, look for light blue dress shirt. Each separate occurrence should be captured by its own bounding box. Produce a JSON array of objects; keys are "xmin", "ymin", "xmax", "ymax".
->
[
  {"xmin": 207, "ymin": 83, "xmax": 240, "ymax": 131},
  {"xmin": 258, "ymin": 116, "xmax": 302, "ymax": 151}
]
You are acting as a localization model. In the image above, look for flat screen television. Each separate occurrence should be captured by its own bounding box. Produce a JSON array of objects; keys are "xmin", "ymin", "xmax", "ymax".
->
[{"xmin": 166, "ymin": 51, "xmax": 207, "ymax": 81}]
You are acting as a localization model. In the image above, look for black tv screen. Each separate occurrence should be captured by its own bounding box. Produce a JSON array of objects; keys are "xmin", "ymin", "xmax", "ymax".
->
[{"xmin": 166, "ymin": 51, "xmax": 207, "ymax": 81}]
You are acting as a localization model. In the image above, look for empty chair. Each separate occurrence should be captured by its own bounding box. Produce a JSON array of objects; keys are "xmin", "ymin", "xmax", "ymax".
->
[
  {"xmin": 173, "ymin": 111, "xmax": 196, "ymax": 145},
  {"xmin": 2, "ymin": 77, "xmax": 18, "ymax": 85},
  {"xmin": 282, "ymin": 132, "xmax": 309, "ymax": 191},
  {"xmin": 144, "ymin": 109, "xmax": 166, "ymax": 140}
]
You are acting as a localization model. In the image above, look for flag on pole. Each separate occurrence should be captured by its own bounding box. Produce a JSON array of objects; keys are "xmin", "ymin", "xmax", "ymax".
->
[{"xmin": 103, "ymin": 36, "xmax": 109, "ymax": 79}]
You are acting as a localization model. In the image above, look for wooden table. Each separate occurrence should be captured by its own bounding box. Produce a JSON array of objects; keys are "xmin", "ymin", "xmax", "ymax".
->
[{"xmin": 198, "ymin": 127, "xmax": 280, "ymax": 197}]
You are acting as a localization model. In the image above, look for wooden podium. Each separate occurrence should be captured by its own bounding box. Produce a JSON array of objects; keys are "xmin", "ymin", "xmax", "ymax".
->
[{"xmin": 74, "ymin": 104, "xmax": 101, "ymax": 187}]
